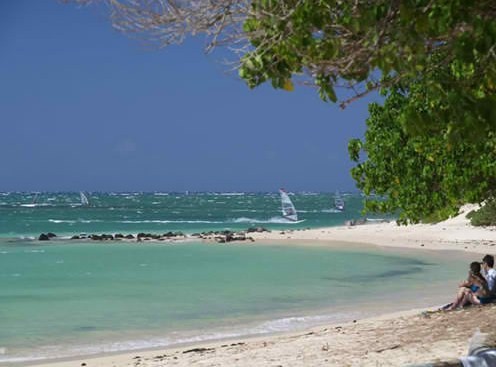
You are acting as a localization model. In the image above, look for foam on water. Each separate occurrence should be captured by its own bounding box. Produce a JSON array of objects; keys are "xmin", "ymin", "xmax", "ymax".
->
[
  {"xmin": 49, "ymin": 219, "xmax": 103, "ymax": 224},
  {"xmin": 120, "ymin": 220, "xmax": 224, "ymax": 224},
  {"xmin": 0, "ymin": 311, "xmax": 359, "ymax": 363},
  {"xmin": 233, "ymin": 217, "xmax": 306, "ymax": 224}
]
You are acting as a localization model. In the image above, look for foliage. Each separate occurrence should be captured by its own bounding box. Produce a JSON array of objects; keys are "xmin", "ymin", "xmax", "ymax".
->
[
  {"xmin": 239, "ymin": 0, "xmax": 496, "ymax": 136},
  {"xmin": 467, "ymin": 201, "xmax": 496, "ymax": 226},
  {"xmin": 348, "ymin": 76, "xmax": 496, "ymax": 224},
  {"xmin": 69, "ymin": 1, "xmax": 496, "ymax": 222}
]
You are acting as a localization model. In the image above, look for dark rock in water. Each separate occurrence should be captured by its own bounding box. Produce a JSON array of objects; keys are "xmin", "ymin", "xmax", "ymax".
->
[
  {"xmin": 114, "ymin": 233, "xmax": 124, "ymax": 239},
  {"xmin": 247, "ymin": 227, "xmax": 269, "ymax": 233},
  {"xmin": 101, "ymin": 234, "xmax": 114, "ymax": 240},
  {"xmin": 137, "ymin": 232, "xmax": 146, "ymax": 238},
  {"xmin": 38, "ymin": 233, "xmax": 50, "ymax": 241},
  {"xmin": 47, "ymin": 232, "xmax": 57, "ymax": 238},
  {"xmin": 192, "ymin": 233, "xmax": 200, "ymax": 237},
  {"xmin": 71, "ymin": 235, "xmax": 80, "ymax": 240},
  {"xmin": 234, "ymin": 233, "xmax": 247, "ymax": 241},
  {"xmin": 125, "ymin": 234, "xmax": 135, "ymax": 239},
  {"xmin": 90, "ymin": 234, "xmax": 102, "ymax": 240}
]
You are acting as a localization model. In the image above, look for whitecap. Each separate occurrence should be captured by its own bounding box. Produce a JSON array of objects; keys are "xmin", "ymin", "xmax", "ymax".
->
[
  {"xmin": 232, "ymin": 217, "xmax": 306, "ymax": 224},
  {"xmin": 119, "ymin": 220, "xmax": 223, "ymax": 224},
  {"xmin": 321, "ymin": 209, "xmax": 343, "ymax": 213}
]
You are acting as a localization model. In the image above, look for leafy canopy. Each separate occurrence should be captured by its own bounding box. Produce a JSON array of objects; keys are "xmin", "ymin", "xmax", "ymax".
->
[
  {"xmin": 69, "ymin": 1, "xmax": 496, "ymax": 222},
  {"xmin": 349, "ymin": 76, "xmax": 496, "ymax": 224},
  {"xmin": 240, "ymin": 0, "xmax": 496, "ymax": 137}
]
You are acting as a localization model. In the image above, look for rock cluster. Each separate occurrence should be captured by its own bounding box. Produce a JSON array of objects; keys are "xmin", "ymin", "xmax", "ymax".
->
[
  {"xmin": 37, "ymin": 227, "xmax": 268, "ymax": 243},
  {"xmin": 38, "ymin": 233, "xmax": 57, "ymax": 241},
  {"xmin": 191, "ymin": 228, "xmax": 267, "ymax": 243},
  {"xmin": 246, "ymin": 227, "xmax": 270, "ymax": 233}
]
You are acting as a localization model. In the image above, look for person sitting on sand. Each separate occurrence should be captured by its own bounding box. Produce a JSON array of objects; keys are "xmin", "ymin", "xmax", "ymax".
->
[
  {"xmin": 447, "ymin": 261, "xmax": 490, "ymax": 310},
  {"xmin": 481, "ymin": 254, "xmax": 496, "ymax": 295}
]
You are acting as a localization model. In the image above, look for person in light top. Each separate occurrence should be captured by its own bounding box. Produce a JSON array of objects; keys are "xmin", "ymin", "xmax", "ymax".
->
[{"xmin": 481, "ymin": 254, "xmax": 496, "ymax": 296}]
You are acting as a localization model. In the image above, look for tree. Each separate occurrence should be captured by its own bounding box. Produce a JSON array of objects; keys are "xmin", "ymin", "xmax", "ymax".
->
[
  {"xmin": 67, "ymin": 1, "xmax": 496, "ymax": 222},
  {"xmin": 69, "ymin": 1, "xmax": 496, "ymax": 134},
  {"xmin": 349, "ymin": 71, "xmax": 496, "ymax": 224}
]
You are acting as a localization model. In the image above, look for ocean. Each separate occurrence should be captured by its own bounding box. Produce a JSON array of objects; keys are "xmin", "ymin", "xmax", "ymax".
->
[
  {"xmin": 0, "ymin": 192, "xmax": 378, "ymax": 239},
  {"xmin": 0, "ymin": 192, "xmax": 468, "ymax": 363}
]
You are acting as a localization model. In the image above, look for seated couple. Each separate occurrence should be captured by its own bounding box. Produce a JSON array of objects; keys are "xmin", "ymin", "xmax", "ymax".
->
[{"xmin": 447, "ymin": 254, "xmax": 496, "ymax": 310}]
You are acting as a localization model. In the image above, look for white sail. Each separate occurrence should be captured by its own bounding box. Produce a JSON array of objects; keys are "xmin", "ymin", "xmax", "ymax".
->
[
  {"xmin": 334, "ymin": 191, "xmax": 345, "ymax": 211},
  {"xmin": 279, "ymin": 189, "xmax": 298, "ymax": 221},
  {"xmin": 80, "ymin": 192, "xmax": 89, "ymax": 206}
]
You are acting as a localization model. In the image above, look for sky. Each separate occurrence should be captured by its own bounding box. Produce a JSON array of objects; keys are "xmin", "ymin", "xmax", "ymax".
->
[{"xmin": 0, "ymin": 1, "xmax": 377, "ymax": 193}]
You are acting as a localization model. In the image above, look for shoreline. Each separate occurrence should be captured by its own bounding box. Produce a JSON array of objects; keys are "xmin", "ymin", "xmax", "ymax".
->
[
  {"xmin": 22, "ymin": 303, "xmax": 496, "ymax": 367},
  {"xmin": 11, "ymin": 206, "xmax": 496, "ymax": 367}
]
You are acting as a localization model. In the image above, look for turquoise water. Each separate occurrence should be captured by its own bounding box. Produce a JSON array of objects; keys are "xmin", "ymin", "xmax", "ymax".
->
[
  {"xmin": 0, "ymin": 240, "xmax": 469, "ymax": 363},
  {"xmin": 0, "ymin": 192, "xmax": 466, "ymax": 364},
  {"xmin": 0, "ymin": 192, "xmax": 385, "ymax": 239}
]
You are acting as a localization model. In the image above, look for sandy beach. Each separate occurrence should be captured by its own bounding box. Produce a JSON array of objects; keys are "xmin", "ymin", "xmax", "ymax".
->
[
  {"xmin": 20, "ymin": 205, "xmax": 496, "ymax": 367},
  {"xmin": 247, "ymin": 205, "xmax": 496, "ymax": 255}
]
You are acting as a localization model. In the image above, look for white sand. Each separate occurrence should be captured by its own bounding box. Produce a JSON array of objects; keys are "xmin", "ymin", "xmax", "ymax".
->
[
  {"xmin": 248, "ymin": 204, "xmax": 496, "ymax": 254},
  {"xmin": 25, "ymin": 206, "xmax": 496, "ymax": 367}
]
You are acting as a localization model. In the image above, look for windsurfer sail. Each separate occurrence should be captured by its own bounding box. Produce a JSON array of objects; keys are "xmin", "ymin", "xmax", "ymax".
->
[
  {"xmin": 279, "ymin": 188, "xmax": 298, "ymax": 221},
  {"xmin": 334, "ymin": 191, "xmax": 345, "ymax": 211},
  {"xmin": 80, "ymin": 192, "xmax": 90, "ymax": 206}
]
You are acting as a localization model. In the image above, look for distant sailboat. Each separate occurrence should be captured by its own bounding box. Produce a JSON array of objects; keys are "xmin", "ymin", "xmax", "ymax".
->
[
  {"xmin": 334, "ymin": 191, "xmax": 345, "ymax": 211},
  {"xmin": 279, "ymin": 188, "xmax": 298, "ymax": 222},
  {"xmin": 21, "ymin": 193, "xmax": 40, "ymax": 207},
  {"xmin": 80, "ymin": 192, "xmax": 90, "ymax": 206}
]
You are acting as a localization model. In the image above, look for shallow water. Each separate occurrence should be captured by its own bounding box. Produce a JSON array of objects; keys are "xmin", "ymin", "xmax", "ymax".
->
[{"xmin": 0, "ymin": 240, "xmax": 470, "ymax": 363}]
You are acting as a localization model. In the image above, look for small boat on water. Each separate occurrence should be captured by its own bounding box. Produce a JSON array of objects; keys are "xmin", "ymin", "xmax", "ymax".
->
[
  {"xmin": 279, "ymin": 188, "xmax": 298, "ymax": 221},
  {"xmin": 334, "ymin": 192, "xmax": 345, "ymax": 211}
]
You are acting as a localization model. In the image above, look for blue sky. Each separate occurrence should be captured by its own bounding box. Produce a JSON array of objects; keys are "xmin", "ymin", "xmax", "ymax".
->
[{"xmin": 0, "ymin": 1, "xmax": 376, "ymax": 192}]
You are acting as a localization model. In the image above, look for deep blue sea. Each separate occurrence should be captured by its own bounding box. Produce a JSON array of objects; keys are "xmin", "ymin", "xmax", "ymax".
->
[{"xmin": 0, "ymin": 192, "xmax": 468, "ymax": 364}]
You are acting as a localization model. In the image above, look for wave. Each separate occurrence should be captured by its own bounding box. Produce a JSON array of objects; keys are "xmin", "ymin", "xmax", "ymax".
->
[
  {"xmin": 232, "ymin": 217, "xmax": 306, "ymax": 224},
  {"xmin": 20, "ymin": 203, "xmax": 53, "ymax": 208},
  {"xmin": 320, "ymin": 209, "xmax": 343, "ymax": 213},
  {"xmin": 48, "ymin": 218, "xmax": 307, "ymax": 225},
  {"xmin": 0, "ymin": 312, "xmax": 356, "ymax": 364},
  {"xmin": 48, "ymin": 219, "xmax": 103, "ymax": 224},
  {"xmin": 119, "ymin": 220, "xmax": 224, "ymax": 224},
  {"xmin": 251, "ymin": 313, "xmax": 356, "ymax": 333}
]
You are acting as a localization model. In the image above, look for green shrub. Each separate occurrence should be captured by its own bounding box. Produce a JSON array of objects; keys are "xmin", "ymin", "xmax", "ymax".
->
[{"xmin": 469, "ymin": 200, "xmax": 496, "ymax": 226}]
